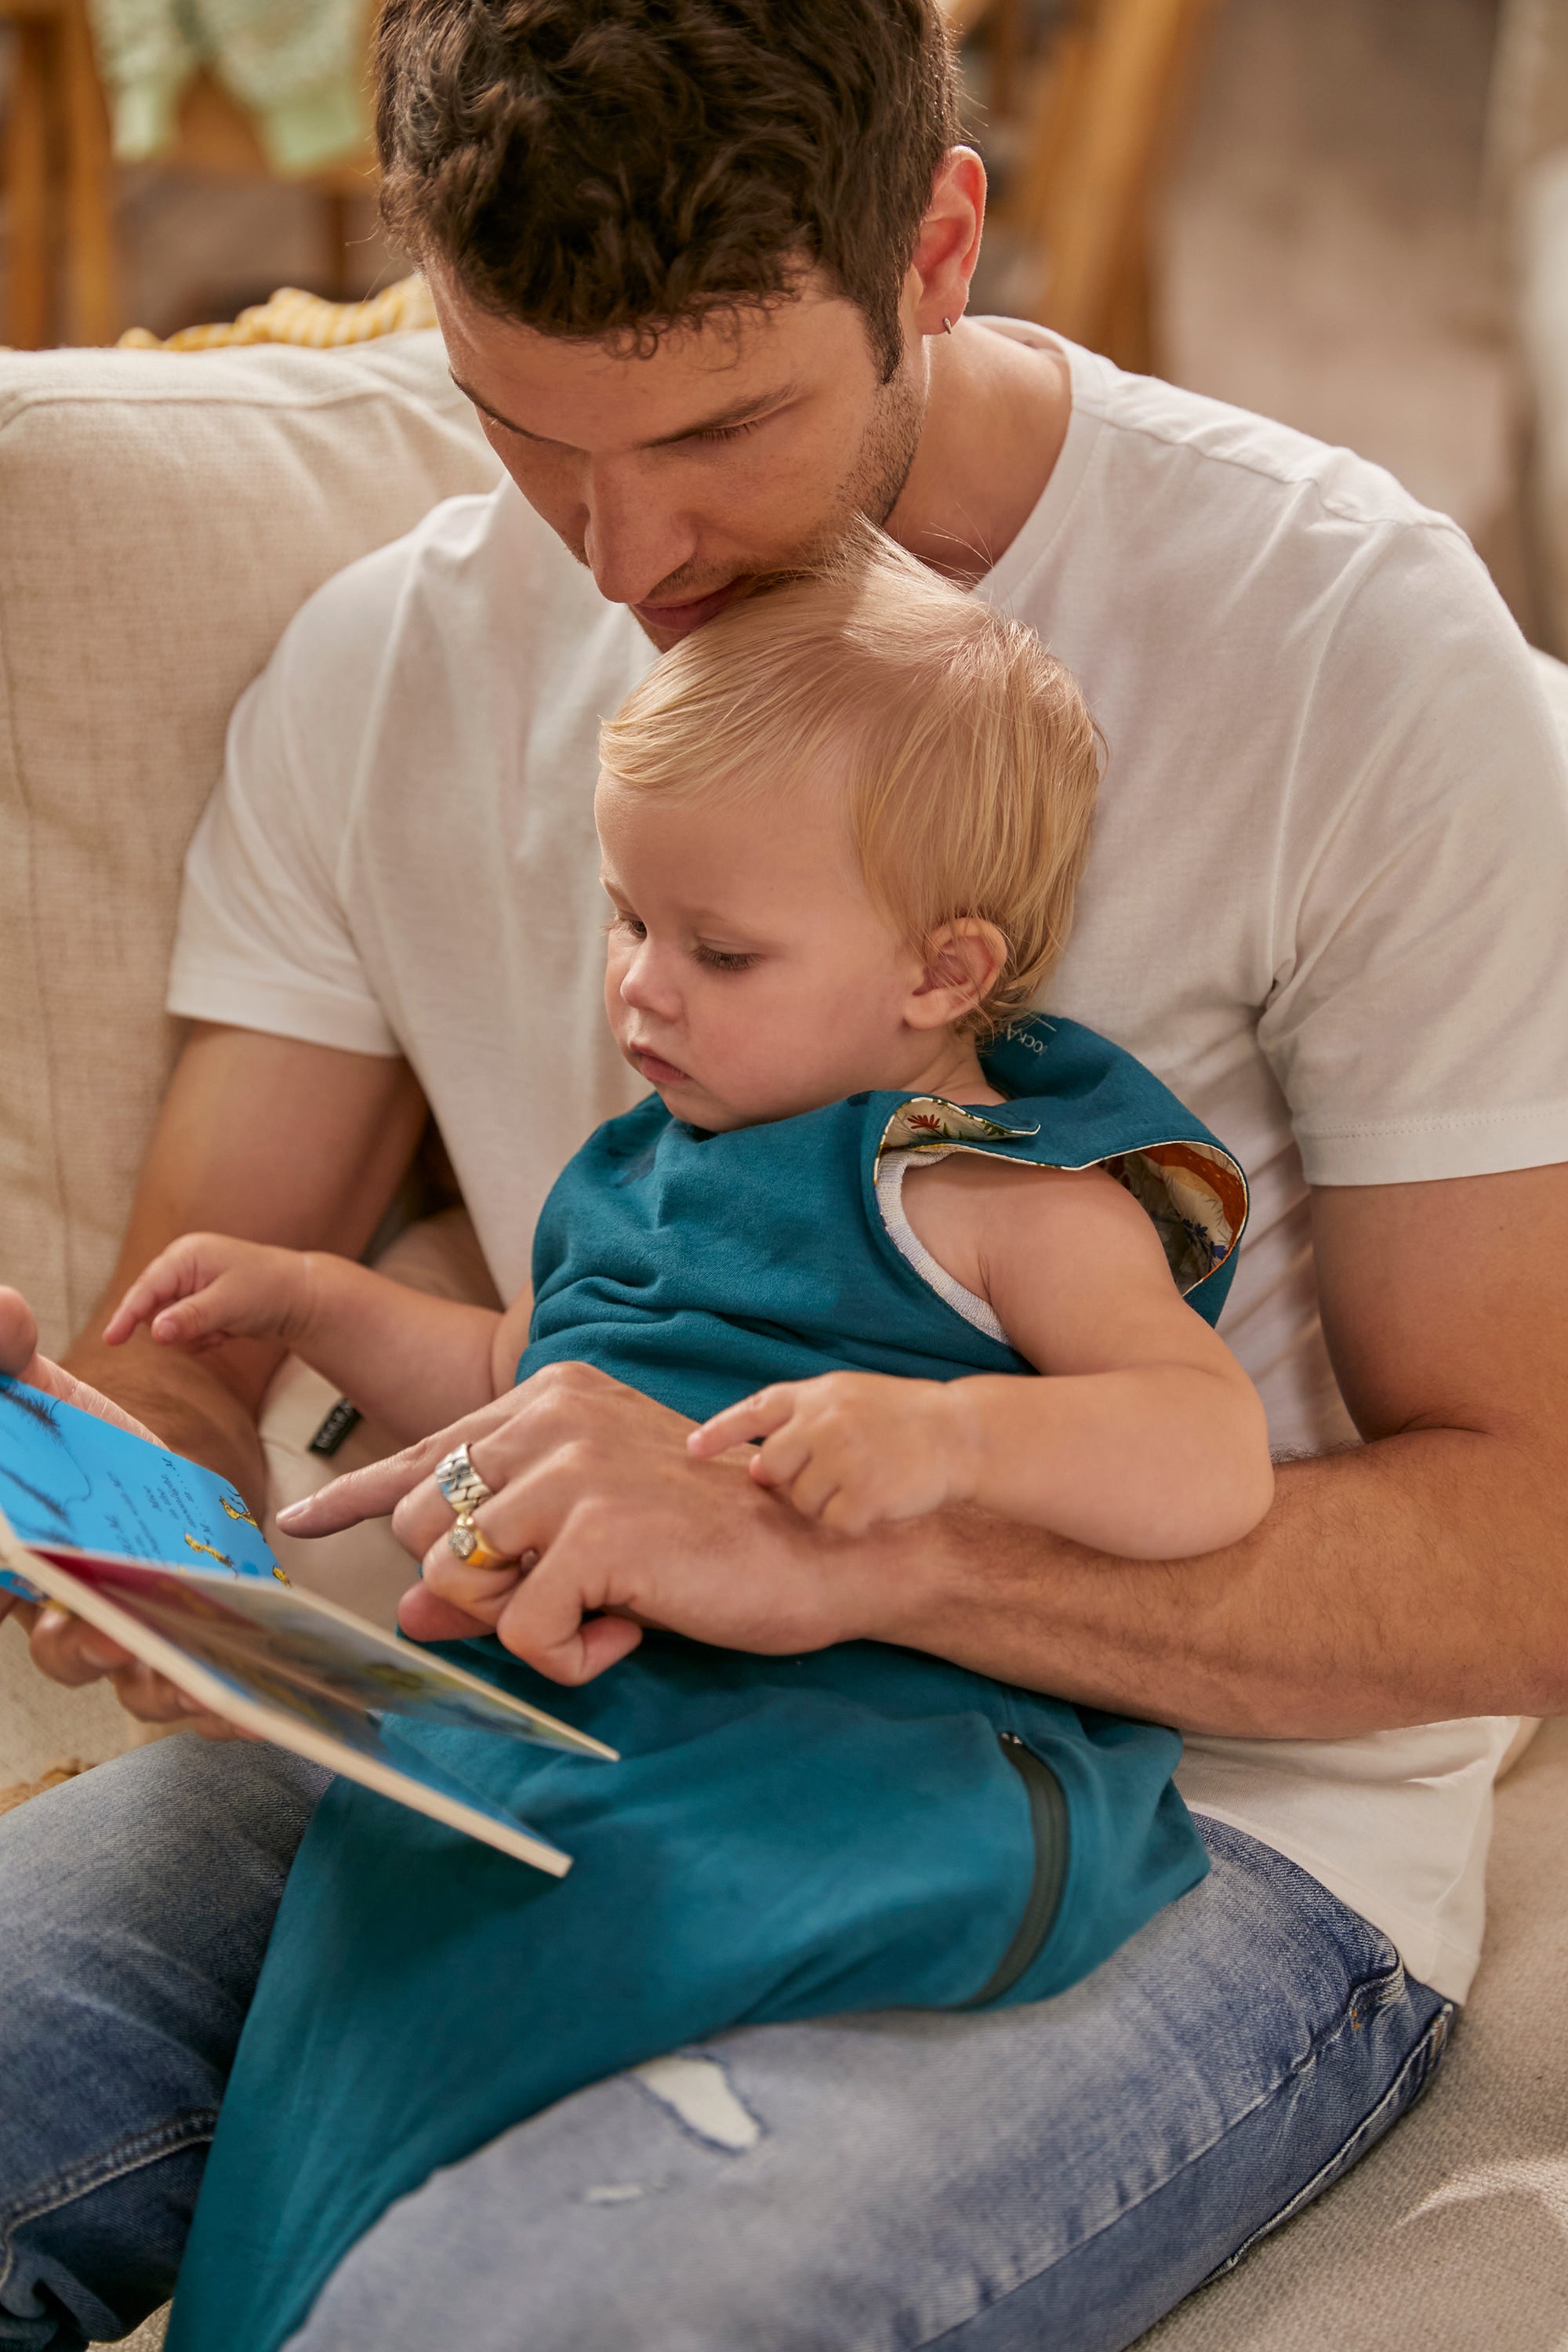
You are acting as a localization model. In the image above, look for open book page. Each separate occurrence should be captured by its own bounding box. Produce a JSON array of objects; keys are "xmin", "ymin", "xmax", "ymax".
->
[
  {"xmin": 0, "ymin": 1370, "xmax": 279, "ymax": 1588},
  {"xmin": 0, "ymin": 1377, "xmax": 615, "ymax": 1871}
]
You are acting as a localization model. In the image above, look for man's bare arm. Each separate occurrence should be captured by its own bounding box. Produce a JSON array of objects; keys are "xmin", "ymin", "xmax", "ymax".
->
[
  {"xmin": 293, "ymin": 1161, "xmax": 1568, "ymax": 1735},
  {"xmin": 873, "ymin": 1160, "xmax": 1568, "ymax": 1734},
  {"xmin": 61, "ymin": 1022, "xmax": 428, "ymax": 1507},
  {"xmin": 5, "ymin": 1024, "xmax": 426, "ymax": 1730}
]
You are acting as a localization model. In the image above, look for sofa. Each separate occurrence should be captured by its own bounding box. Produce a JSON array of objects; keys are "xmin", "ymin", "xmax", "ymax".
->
[
  {"xmin": 1493, "ymin": 0, "xmax": 1568, "ymax": 657},
  {"xmin": 2, "ymin": 331, "xmax": 1566, "ymax": 2350}
]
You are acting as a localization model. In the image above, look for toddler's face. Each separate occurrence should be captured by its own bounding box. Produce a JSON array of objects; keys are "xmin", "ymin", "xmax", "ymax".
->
[{"xmin": 596, "ymin": 771, "xmax": 929, "ymax": 1131}]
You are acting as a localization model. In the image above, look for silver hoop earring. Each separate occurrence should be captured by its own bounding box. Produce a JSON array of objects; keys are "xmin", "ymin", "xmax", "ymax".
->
[{"xmin": 942, "ymin": 315, "xmax": 953, "ymax": 334}]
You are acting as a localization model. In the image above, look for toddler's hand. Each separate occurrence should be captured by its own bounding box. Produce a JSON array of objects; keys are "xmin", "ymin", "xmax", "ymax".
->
[
  {"xmin": 103, "ymin": 1233, "xmax": 314, "ymax": 1355},
  {"xmin": 688, "ymin": 1371, "xmax": 972, "ymax": 1536}
]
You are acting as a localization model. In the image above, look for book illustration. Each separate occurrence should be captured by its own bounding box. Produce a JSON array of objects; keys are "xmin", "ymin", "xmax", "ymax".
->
[
  {"xmin": 183, "ymin": 1534, "xmax": 237, "ymax": 1569},
  {"xmin": 25, "ymin": 1541, "xmax": 615, "ymax": 1751},
  {"xmin": 0, "ymin": 1377, "xmax": 617, "ymax": 1873},
  {"xmin": 3, "ymin": 1533, "xmax": 583, "ymax": 1876},
  {"xmin": 0, "ymin": 1374, "xmax": 278, "ymax": 1592}
]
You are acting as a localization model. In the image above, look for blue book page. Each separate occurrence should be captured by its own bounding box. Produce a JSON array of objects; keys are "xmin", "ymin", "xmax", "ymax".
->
[{"xmin": 0, "ymin": 1375, "xmax": 278, "ymax": 1597}]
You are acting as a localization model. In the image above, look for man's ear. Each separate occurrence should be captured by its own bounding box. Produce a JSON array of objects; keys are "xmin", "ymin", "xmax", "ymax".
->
[
  {"xmin": 906, "ymin": 147, "xmax": 985, "ymax": 339},
  {"xmin": 905, "ymin": 919, "xmax": 1007, "ymax": 1031}
]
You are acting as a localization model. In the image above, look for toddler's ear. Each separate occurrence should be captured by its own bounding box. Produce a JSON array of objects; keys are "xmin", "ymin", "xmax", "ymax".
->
[{"xmin": 906, "ymin": 920, "xmax": 1007, "ymax": 1030}]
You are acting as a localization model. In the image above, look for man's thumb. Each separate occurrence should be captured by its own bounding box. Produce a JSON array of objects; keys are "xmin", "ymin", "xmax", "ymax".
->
[{"xmin": 0, "ymin": 1287, "xmax": 42, "ymax": 1382}]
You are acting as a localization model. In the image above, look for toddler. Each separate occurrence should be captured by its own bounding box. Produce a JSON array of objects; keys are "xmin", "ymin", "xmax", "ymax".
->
[{"xmin": 119, "ymin": 529, "xmax": 1272, "ymax": 2352}]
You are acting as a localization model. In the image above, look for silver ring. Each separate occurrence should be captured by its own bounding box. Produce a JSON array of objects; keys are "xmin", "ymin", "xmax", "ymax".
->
[{"xmin": 434, "ymin": 1442, "xmax": 493, "ymax": 1517}]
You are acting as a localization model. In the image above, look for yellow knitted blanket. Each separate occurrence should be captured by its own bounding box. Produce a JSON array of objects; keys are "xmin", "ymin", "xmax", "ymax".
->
[{"xmin": 118, "ymin": 274, "xmax": 436, "ymax": 351}]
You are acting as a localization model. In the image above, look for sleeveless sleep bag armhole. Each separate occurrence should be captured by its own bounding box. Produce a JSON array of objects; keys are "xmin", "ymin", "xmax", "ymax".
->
[{"xmin": 870, "ymin": 1094, "xmax": 1250, "ymax": 1310}]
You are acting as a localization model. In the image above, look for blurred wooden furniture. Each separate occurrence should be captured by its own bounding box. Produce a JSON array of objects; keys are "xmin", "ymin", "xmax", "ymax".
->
[
  {"xmin": 2, "ymin": 0, "xmax": 116, "ymax": 346},
  {"xmin": 8, "ymin": 0, "xmax": 1205, "ymax": 354},
  {"xmin": 1, "ymin": 0, "xmax": 373, "ymax": 347},
  {"xmin": 953, "ymin": 0, "xmax": 1218, "ymax": 372}
]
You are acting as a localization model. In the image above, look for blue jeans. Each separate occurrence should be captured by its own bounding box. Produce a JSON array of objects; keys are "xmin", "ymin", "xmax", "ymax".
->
[{"xmin": 0, "ymin": 1737, "xmax": 1452, "ymax": 2352}]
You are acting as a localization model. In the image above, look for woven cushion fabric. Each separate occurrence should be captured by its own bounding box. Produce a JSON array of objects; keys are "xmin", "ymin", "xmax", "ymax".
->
[{"xmin": 0, "ymin": 332, "xmax": 499, "ymax": 1356}]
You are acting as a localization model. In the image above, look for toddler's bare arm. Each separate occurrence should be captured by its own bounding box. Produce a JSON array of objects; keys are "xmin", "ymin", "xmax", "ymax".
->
[
  {"xmin": 107, "ymin": 1233, "xmax": 504, "ymax": 1446},
  {"xmin": 693, "ymin": 1160, "xmax": 1273, "ymax": 1556}
]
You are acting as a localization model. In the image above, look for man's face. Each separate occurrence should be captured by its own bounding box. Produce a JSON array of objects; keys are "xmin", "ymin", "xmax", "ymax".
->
[{"xmin": 431, "ymin": 267, "xmax": 926, "ymax": 647}]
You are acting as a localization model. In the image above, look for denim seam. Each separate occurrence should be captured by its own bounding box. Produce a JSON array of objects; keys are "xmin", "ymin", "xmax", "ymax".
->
[
  {"xmin": 909, "ymin": 1972, "xmax": 1436, "ymax": 2351},
  {"xmin": 1202, "ymin": 1998, "xmax": 1455, "ymax": 2280},
  {"xmin": 0, "ymin": 2109, "xmax": 218, "ymax": 2304}
]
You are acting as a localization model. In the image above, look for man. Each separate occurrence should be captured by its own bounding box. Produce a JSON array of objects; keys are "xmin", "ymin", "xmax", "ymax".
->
[{"xmin": 3, "ymin": 1, "xmax": 1566, "ymax": 2344}]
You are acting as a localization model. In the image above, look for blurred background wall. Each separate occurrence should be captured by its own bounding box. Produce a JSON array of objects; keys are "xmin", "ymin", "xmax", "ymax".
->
[{"xmin": 0, "ymin": 0, "xmax": 1560, "ymax": 644}]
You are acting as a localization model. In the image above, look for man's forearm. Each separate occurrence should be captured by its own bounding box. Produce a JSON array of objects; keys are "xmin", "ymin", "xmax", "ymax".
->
[
  {"xmin": 874, "ymin": 1424, "xmax": 1567, "ymax": 1738},
  {"xmin": 62, "ymin": 1316, "xmax": 278, "ymax": 1512},
  {"xmin": 54, "ymin": 1029, "xmax": 431, "ymax": 1515}
]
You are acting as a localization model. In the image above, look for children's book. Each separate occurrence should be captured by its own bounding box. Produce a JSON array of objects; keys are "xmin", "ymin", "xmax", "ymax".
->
[{"xmin": 0, "ymin": 1375, "xmax": 615, "ymax": 1873}]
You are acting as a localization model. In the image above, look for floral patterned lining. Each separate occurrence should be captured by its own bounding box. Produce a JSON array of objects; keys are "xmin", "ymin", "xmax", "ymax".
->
[
  {"xmin": 878, "ymin": 1098, "xmax": 1042, "ymax": 1152},
  {"xmin": 873, "ymin": 1098, "xmax": 1247, "ymax": 1297}
]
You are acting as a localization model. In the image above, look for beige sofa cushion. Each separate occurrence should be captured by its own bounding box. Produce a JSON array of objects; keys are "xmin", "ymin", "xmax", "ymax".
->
[{"xmin": 0, "ymin": 332, "xmax": 499, "ymax": 1358}]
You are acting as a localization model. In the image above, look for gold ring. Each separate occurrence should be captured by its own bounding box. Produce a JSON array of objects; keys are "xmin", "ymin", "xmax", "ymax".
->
[{"xmin": 446, "ymin": 1513, "xmax": 510, "ymax": 1573}]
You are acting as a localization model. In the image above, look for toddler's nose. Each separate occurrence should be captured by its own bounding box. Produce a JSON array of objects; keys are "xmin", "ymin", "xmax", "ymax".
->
[{"xmin": 619, "ymin": 942, "xmax": 681, "ymax": 1022}]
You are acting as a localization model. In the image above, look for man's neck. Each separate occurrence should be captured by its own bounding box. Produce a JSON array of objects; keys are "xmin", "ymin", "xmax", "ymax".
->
[{"xmin": 887, "ymin": 320, "xmax": 1072, "ymax": 587}]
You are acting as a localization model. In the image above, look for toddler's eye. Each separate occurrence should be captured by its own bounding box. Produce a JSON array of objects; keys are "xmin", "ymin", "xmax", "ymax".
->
[
  {"xmin": 695, "ymin": 946, "xmax": 756, "ymax": 972},
  {"xmin": 605, "ymin": 913, "xmax": 647, "ymax": 941}
]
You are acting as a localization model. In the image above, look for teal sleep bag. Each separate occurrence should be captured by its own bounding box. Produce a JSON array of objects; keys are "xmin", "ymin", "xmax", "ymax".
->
[{"xmin": 168, "ymin": 1015, "xmax": 1250, "ymax": 2352}]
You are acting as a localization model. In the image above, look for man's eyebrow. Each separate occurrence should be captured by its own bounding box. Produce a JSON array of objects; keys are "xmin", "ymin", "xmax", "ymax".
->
[{"xmin": 448, "ymin": 371, "xmax": 797, "ymax": 450}]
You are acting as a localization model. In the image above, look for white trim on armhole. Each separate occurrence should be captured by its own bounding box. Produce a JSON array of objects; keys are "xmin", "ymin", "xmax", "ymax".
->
[{"xmin": 873, "ymin": 1147, "xmax": 1011, "ymax": 1347}]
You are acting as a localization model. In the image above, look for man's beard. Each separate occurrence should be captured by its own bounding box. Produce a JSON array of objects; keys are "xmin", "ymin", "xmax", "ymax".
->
[
  {"xmin": 754, "ymin": 360, "xmax": 924, "ymax": 587},
  {"xmin": 842, "ymin": 355, "xmax": 925, "ymax": 534}
]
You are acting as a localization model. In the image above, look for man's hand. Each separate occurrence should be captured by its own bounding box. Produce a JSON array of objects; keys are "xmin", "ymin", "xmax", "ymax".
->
[
  {"xmin": 0, "ymin": 1287, "xmax": 246, "ymax": 1737},
  {"xmin": 280, "ymin": 1362, "xmax": 887, "ymax": 1686},
  {"xmin": 0, "ymin": 1286, "xmax": 161, "ymax": 1445},
  {"xmin": 689, "ymin": 1373, "xmax": 965, "ymax": 1535}
]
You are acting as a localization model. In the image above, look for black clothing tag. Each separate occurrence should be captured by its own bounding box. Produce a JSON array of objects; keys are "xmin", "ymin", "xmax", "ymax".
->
[{"xmin": 307, "ymin": 1398, "xmax": 362, "ymax": 1458}]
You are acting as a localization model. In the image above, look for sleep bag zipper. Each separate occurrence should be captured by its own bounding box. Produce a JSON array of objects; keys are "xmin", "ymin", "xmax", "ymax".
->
[{"xmin": 955, "ymin": 1732, "xmax": 1069, "ymax": 2009}]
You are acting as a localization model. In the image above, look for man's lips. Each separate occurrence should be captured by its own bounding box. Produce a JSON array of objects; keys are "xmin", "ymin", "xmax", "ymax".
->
[
  {"xmin": 630, "ymin": 583, "xmax": 741, "ymax": 637},
  {"xmin": 631, "ymin": 1045, "xmax": 691, "ymax": 1086}
]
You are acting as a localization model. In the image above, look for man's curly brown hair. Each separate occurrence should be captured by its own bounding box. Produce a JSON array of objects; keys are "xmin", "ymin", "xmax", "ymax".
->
[{"xmin": 374, "ymin": 0, "xmax": 960, "ymax": 380}]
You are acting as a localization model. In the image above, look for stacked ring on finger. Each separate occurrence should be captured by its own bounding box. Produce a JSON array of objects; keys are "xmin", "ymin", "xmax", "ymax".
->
[
  {"xmin": 434, "ymin": 1441, "xmax": 494, "ymax": 1517},
  {"xmin": 447, "ymin": 1514, "xmax": 510, "ymax": 1573}
]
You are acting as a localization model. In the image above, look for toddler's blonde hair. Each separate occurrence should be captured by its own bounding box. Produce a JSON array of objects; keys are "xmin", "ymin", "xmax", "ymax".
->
[{"xmin": 599, "ymin": 523, "xmax": 1100, "ymax": 1034}]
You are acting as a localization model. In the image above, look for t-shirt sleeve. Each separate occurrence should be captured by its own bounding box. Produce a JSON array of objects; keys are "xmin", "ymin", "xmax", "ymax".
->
[
  {"xmin": 165, "ymin": 579, "xmax": 402, "ymax": 1058},
  {"xmin": 1258, "ymin": 523, "xmax": 1568, "ymax": 1185}
]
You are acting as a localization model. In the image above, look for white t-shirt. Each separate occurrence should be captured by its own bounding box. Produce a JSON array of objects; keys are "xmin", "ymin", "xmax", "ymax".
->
[{"xmin": 169, "ymin": 328, "xmax": 1568, "ymax": 2002}]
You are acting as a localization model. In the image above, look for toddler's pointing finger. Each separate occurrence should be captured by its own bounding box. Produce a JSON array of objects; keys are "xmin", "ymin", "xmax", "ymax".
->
[{"xmin": 686, "ymin": 1385, "xmax": 801, "ymax": 1458}]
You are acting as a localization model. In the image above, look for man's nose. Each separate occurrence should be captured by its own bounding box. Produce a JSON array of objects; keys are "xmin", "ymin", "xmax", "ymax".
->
[{"xmin": 581, "ymin": 462, "xmax": 699, "ymax": 608}]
